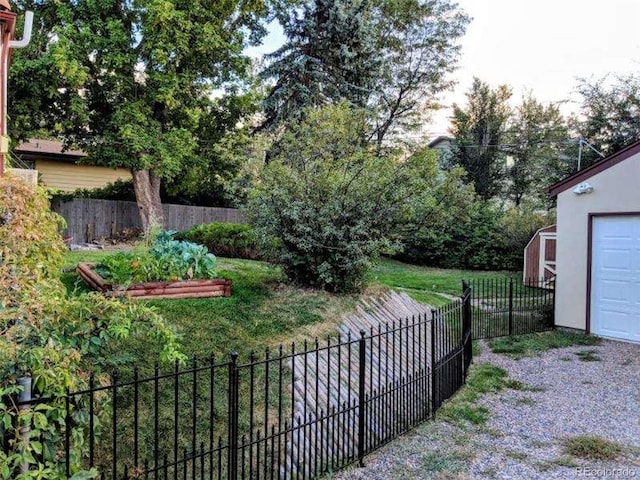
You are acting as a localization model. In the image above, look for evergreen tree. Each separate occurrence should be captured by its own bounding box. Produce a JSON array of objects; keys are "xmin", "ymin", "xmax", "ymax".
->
[
  {"xmin": 261, "ymin": 0, "xmax": 379, "ymax": 130},
  {"xmin": 261, "ymin": 0, "xmax": 469, "ymax": 147}
]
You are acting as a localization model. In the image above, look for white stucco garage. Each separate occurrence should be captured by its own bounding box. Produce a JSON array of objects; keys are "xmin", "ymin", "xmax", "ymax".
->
[{"xmin": 548, "ymin": 140, "xmax": 640, "ymax": 343}]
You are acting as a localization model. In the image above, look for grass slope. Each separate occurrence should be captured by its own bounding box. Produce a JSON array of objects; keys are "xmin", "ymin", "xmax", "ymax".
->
[
  {"xmin": 371, "ymin": 258, "xmax": 514, "ymax": 307},
  {"xmin": 63, "ymin": 251, "xmax": 357, "ymax": 360},
  {"xmin": 62, "ymin": 252, "xmax": 514, "ymax": 362}
]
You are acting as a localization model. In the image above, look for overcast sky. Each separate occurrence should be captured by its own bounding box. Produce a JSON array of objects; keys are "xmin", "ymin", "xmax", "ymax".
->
[{"xmin": 248, "ymin": 0, "xmax": 640, "ymax": 138}]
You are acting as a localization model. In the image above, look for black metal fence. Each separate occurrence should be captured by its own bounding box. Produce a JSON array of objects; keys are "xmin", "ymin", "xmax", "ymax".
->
[
  {"xmin": 466, "ymin": 277, "xmax": 555, "ymax": 339},
  {"xmin": 11, "ymin": 290, "xmax": 474, "ymax": 480}
]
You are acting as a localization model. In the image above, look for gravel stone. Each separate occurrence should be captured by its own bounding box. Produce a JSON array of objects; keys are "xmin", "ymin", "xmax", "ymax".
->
[{"xmin": 335, "ymin": 339, "xmax": 640, "ymax": 479}]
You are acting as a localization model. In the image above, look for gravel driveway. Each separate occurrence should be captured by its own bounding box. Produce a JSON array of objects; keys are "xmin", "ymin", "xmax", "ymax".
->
[{"xmin": 336, "ymin": 338, "xmax": 640, "ymax": 479}]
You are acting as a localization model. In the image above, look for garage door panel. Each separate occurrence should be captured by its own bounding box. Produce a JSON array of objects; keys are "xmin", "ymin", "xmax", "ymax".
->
[
  {"xmin": 599, "ymin": 279, "xmax": 633, "ymax": 303},
  {"xmin": 591, "ymin": 216, "xmax": 640, "ymax": 342},
  {"xmin": 598, "ymin": 311, "xmax": 636, "ymax": 338},
  {"xmin": 600, "ymin": 249, "xmax": 632, "ymax": 272}
]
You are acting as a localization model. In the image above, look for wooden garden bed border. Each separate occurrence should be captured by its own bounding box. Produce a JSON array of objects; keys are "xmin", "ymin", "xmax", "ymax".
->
[{"xmin": 76, "ymin": 262, "xmax": 232, "ymax": 299}]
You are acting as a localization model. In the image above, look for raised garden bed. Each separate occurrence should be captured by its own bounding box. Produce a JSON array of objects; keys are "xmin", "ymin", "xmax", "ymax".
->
[{"xmin": 77, "ymin": 262, "xmax": 232, "ymax": 299}]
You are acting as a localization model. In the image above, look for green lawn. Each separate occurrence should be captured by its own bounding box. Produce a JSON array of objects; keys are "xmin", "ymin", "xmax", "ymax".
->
[
  {"xmin": 61, "ymin": 251, "xmax": 514, "ymax": 360},
  {"xmin": 61, "ymin": 250, "xmax": 515, "ymax": 471},
  {"xmin": 371, "ymin": 258, "xmax": 515, "ymax": 307},
  {"xmin": 62, "ymin": 250, "xmax": 357, "ymax": 360}
]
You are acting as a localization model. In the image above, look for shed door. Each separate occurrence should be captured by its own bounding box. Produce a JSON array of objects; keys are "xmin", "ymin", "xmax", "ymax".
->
[{"xmin": 591, "ymin": 216, "xmax": 640, "ymax": 342}]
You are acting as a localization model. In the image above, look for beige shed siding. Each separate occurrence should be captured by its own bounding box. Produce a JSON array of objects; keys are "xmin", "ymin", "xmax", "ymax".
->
[
  {"xmin": 555, "ymin": 152, "xmax": 640, "ymax": 330},
  {"xmin": 35, "ymin": 159, "xmax": 132, "ymax": 191}
]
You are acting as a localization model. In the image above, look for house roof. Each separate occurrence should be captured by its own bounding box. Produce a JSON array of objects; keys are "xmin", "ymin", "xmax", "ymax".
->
[
  {"xmin": 15, "ymin": 139, "xmax": 86, "ymax": 159},
  {"xmin": 428, "ymin": 136, "xmax": 453, "ymax": 149},
  {"xmin": 547, "ymin": 139, "xmax": 640, "ymax": 197}
]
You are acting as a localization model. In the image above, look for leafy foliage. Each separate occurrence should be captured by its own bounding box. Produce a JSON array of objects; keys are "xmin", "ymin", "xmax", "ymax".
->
[
  {"xmin": 0, "ymin": 176, "xmax": 184, "ymax": 479},
  {"xmin": 51, "ymin": 179, "xmax": 138, "ymax": 204},
  {"xmin": 96, "ymin": 231, "xmax": 216, "ymax": 285},
  {"xmin": 177, "ymin": 223, "xmax": 262, "ymax": 260},
  {"xmin": 9, "ymin": 0, "xmax": 271, "ymax": 231},
  {"xmin": 262, "ymin": 0, "xmax": 469, "ymax": 146},
  {"xmin": 397, "ymin": 182, "xmax": 554, "ymax": 272},
  {"xmin": 248, "ymin": 103, "xmax": 437, "ymax": 292},
  {"xmin": 576, "ymin": 74, "xmax": 640, "ymax": 160},
  {"xmin": 367, "ymin": 0, "xmax": 469, "ymax": 146},
  {"xmin": 505, "ymin": 94, "xmax": 571, "ymax": 207},
  {"xmin": 450, "ymin": 78, "xmax": 512, "ymax": 199}
]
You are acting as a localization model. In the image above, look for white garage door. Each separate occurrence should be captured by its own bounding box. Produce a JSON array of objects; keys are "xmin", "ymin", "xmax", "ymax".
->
[{"xmin": 591, "ymin": 216, "xmax": 640, "ymax": 342}]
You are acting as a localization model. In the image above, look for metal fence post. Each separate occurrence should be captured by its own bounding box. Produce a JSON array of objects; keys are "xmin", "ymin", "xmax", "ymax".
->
[
  {"xmin": 430, "ymin": 310, "xmax": 437, "ymax": 415},
  {"xmin": 357, "ymin": 330, "xmax": 367, "ymax": 467},
  {"xmin": 228, "ymin": 352, "xmax": 239, "ymax": 480},
  {"xmin": 462, "ymin": 284, "xmax": 473, "ymax": 376},
  {"xmin": 508, "ymin": 278, "xmax": 514, "ymax": 336}
]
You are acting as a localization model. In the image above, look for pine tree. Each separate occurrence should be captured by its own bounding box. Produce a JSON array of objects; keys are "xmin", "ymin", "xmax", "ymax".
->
[
  {"xmin": 261, "ymin": 0, "xmax": 379, "ymax": 130},
  {"xmin": 261, "ymin": 0, "xmax": 469, "ymax": 146}
]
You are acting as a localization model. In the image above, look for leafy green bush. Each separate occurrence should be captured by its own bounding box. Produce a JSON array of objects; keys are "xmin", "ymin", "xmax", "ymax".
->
[
  {"xmin": 397, "ymin": 191, "xmax": 554, "ymax": 271},
  {"xmin": 248, "ymin": 103, "xmax": 436, "ymax": 292},
  {"xmin": 177, "ymin": 222, "xmax": 261, "ymax": 260},
  {"xmin": 0, "ymin": 175, "xmax": 185, "ymax": 479},
  {"xmin": 95, "ymin": 231, "xmax": 216, "ymax": 284},
  {"xmin": 50, "ymin": 179, "xmax": 137, "ymax": 203},
  {"xmin": 50, "ymin": 175, "xmax": 240, "ymax": 208}
]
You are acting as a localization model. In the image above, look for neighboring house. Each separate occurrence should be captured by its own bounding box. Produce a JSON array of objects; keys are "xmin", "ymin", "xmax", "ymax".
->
[
  {"xmin": 15, "ymin": 139, "xmax": 131, "ymax": 191},
  {"xmin": 428, "ymin": 135, "xmax": 515, "ymax": 170},
  {"xmin": 548, "ymin": 139, "xmax": 640, "ymax": 343},
  {"xmin": 428, "ymin": 135, "xmax": 454, "ymax": 167}
]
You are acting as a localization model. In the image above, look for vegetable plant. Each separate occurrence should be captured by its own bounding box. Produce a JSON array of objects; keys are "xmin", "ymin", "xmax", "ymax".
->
[{"xmin": 96, "ymin": 231, "xmax": 217, "ymax": 285}]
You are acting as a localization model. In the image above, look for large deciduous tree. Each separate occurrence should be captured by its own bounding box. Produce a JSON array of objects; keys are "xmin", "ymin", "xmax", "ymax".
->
[
  {"xmin": 368, "ymin": 0, "xmax": 468, "ymax": 147},
  {"xmin": 449, "ymin": 78, "xmax": 511, "ymax": 200},
  {"xmin": 575, "ymin": 74, "xmax": 640, "ymax": 159},
  {"xmin": 9, "ymin": 0, "xmax": 270, "ymax": 232},
  {"xmin": 506, "ymin": 94, "xmax": 570, "ymax": 206},
  {"xmin": 260, "ymin": 0, "xmax": 469, "ymax": 147}
]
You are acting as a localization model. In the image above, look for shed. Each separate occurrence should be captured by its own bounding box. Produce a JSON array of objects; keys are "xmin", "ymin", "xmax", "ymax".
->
[
  {"xmin": 523, "ymin": 224, "xmax": 556, "ymax": 286},
  {"xmin": 548, "ymin": 139, "xmax": 640, "ymax": 343}
]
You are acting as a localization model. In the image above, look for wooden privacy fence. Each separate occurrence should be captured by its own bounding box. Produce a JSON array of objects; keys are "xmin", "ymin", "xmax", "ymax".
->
[{"xmin": 52, "ymin": 198, "xmax": 247, "ymax": 242}]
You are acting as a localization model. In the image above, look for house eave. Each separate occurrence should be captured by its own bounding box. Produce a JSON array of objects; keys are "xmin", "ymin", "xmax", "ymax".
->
[{"xmin": 547, "ymin": 139, "xmax": 640, "ymax": 197}]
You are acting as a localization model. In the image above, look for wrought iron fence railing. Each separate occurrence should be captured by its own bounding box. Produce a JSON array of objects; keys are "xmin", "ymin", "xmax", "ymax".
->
[{"xmin": 6, "ymin": 278, "xmax": 555, "ymax": 479}]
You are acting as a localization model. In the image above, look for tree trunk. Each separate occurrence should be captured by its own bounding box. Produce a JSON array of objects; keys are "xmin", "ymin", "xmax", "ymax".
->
[{"xmin": 132, "ymin": 169, "xmax": 165, "ymax": 235}]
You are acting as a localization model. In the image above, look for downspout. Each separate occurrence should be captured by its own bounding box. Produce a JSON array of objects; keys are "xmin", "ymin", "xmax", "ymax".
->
[
  {"xmin": 8, "ymin": 9, "xmax": 32, "ymax": 48},
  {"xmin": 0, "ymin": 10, "xmax": 32, "ymax": 176}
]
